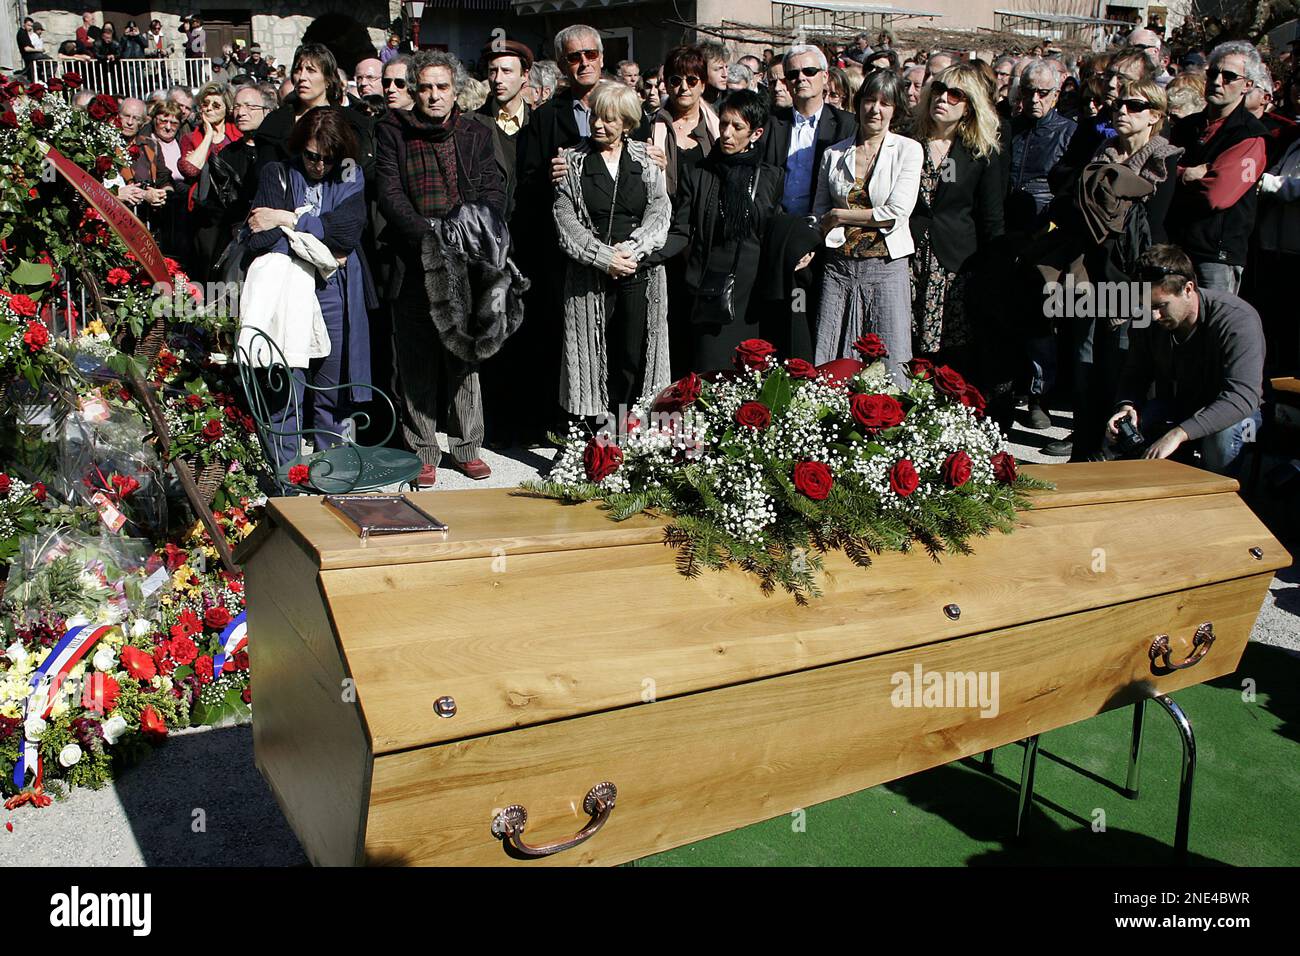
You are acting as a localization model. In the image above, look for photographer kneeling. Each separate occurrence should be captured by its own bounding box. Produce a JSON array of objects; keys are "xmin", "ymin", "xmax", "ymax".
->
[{"xmin": 1107, "ymin": 244, "xmax": 1264, "ymax": 474}]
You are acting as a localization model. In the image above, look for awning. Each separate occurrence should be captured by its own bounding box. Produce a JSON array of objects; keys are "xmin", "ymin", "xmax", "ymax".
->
[
  {"xmin": 778, "ymin": 1, "xmax": 944, "ymax": 16},
  {"xmin": 993, "ymin": 9, "xmax": 1135, "ymax": 27}
]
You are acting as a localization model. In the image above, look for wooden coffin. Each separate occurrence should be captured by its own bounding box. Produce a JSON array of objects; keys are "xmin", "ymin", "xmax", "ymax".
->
[{"xmin": 240, "ymin": 460, "xmax": 1289, "ymax": 866}]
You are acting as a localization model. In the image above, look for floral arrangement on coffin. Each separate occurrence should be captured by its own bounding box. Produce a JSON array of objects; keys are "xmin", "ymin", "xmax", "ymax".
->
[{"xmin": 528, "ymin": 337, "xmax": 1051, "ymax": 602}]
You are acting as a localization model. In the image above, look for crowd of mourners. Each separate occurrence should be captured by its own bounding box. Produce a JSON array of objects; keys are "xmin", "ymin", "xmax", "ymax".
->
[{"xmin": 10, "ymin": 15, "xmax": 1299, "ymax": 486}]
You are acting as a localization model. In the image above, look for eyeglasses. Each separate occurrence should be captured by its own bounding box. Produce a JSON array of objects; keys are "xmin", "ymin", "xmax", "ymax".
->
[
  {"xmin": 667, "ymin": 74, "xmax": 702, "ymax": 89},
  {"xmin": 564, "ymin": 48, "xmax": 599, "ymax": 65},
  {"xmin": 382, "ymin": 77, "xmax": 407, "ymax": 89},
  {"xmin": 1114, "ymin": 98, "xmax": 1152, "ymax": 114},
  {"xmin": 1024, "ymin": 87, "xmax": 1056, "ymax": 99},
  {"xmin": 303, "ymin": 148, "xmax": 334, "ymax": 165},
  {"xmin": 1206, "ymin": 67, "xmax": 1243, "ymax": 85},
  {"xmin": 1138, "ymin": 264, "xmax": 1187, "ymax": 282},
  {"xmin": 930, "ymin": 81, "xmax": 968, "ymax": 104},
  {"xmin": 233, "ymin": 102, "xmax": 268, "ymax": 112},
  {"xmin": 790, "ymin": 66, "xmax": 823, "ymax": 78}
]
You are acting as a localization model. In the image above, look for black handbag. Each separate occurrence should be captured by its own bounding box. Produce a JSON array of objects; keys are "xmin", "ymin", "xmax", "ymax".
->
[{"xmin": 690, "ymin": 168, "xmax": 760, "ymax": 326}]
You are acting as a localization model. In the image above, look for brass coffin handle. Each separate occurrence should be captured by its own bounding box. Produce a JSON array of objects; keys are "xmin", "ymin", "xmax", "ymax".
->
[
  {"xmin": 1149, "ymin": 623, "xmax": 1215, "ymax": 671},
  {"xmin": 491, "ymin": 782, "xmax": 617, "ymax": 858}
]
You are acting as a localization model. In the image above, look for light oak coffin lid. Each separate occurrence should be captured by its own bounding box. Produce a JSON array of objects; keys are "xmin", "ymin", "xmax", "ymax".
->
[{"xmin": 242, "ymin": 460, "xmax": 1243, "ymax": 571}]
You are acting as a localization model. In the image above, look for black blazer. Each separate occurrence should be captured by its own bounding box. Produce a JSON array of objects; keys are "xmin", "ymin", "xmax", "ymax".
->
[
  {"xmin": 470, "ymin": 98, "xmax": 530, "ymax": 219},
  {"xmin": 579, "ymin": 148, "xmax": 650, "ymax": 246},
  {"xmin": 909, "ymin": 139, "xmax": 1005, "ymax": 273},
  {"xmin": 759, "ymin": 104, "xmax": 857, "ymax": 210}
]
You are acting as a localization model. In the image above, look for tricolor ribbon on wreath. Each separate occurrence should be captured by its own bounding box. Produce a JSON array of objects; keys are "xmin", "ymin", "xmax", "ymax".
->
[
  {"xmin": 212, "ymin": 611, "xmax": 248, "ymax": 677},
  {"xmin": 11, "ymin": 623, "xmax": 116, "ymax": 799}
]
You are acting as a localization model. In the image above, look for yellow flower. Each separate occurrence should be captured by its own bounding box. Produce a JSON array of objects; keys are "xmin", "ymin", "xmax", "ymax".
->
[
  {"xmin": 50, "ymin": 698, "xmax": 70, "ymax": 719},
  {"xmin": 172, "ymin": 565, "xmax": 194, "ymax": 590},
  {"xmin": 86, "ymin": 319, "xmax": 108, "ymax": 336},
  {"xmin": 0, "ymin": 703, "xmax": 20, "ymax": 719}
]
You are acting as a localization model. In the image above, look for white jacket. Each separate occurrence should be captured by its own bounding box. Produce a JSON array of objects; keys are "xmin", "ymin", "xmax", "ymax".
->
[
  {"xmin": 813, "ymin": 131, "xmax": 922, "ymax": 260},
  {"xmin": 237, "ymin": 226, "xmax": 336, "ymax": 368}
]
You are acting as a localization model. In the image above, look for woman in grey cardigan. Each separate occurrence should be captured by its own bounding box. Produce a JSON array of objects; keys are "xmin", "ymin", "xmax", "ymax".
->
[{"xmin": 554, "ymin": 81, "xmax": 673, "ymax": 420}]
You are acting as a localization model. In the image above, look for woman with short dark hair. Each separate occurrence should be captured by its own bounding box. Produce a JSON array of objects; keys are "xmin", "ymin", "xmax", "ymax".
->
[
  {"xmin": 245, "ymin": 106, "xmax": 377, "ymax": 467},
  {"xmin": 256, "ymin": 43, "xmax": 372, "ymax": 175}
]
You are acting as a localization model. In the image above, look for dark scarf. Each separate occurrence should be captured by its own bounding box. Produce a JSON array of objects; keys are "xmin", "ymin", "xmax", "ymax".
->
[
  {"xmin": 710, "ymin": 146, "xmax": 762, "ymax": 242},
  {"xmin": 407, "ymin": 104, "xmax": 459, "ymax": 142}
]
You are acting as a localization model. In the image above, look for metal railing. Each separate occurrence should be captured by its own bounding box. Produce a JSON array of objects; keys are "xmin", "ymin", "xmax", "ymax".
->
[{"xmin": 30, "ymin": 57, "xmax": 214, "ymax": 99}]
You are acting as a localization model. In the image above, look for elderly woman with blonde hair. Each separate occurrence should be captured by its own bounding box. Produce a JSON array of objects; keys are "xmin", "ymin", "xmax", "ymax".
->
[{"xmin": 554, "ymin": 80, "xmax": 674, "ymax": 420}]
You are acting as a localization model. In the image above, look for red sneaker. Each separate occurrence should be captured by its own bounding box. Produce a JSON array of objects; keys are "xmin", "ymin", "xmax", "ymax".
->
[
  {"xmin": 452, "ymin": 458, "xmax": 491, "ymax": 480},
  {"xmin": 416, "ymin": 464, "xmax": 437, "ymax": 487}
]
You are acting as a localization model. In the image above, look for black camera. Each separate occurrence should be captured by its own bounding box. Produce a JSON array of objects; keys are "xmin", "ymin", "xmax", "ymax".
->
[{"xmin": 1115, "ymin": 417, "xmax": 1146, "ymax": 456}]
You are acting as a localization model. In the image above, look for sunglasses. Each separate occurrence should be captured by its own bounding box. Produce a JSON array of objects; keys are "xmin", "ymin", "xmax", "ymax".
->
[
  {"xmin": 1114, "ymin": 98, "xmax": 1152, "ymax": 114},
  {"xmin": 667, "ymin": 74, "xmax": 702, "ymax": 89},
  {"xmin": 382, "ymin": 77, "xmax": 407, "ymax": 89},
  {"xmin": 930, "ymin": 81, "xmax": 968, "ymax": 104},
  {"xmin": 564, "ymin": 48, "xmax": 599, "ymax": 65},
  {"xmin": 303, "ymin": 148, "xmax": 334, "ymax": 165},
  {"xmin": 790, "ymin": 66, "xmax": 823, "ymax": 78},
  {"xmin": 1206, "ymin": 67, "xmax": 1243, "ymax": 85},
  {"xmin": 1024, "ymin": 87, "xmax": 1056, "ymax": 99}
]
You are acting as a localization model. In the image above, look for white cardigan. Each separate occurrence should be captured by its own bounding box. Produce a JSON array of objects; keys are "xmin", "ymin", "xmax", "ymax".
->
[{"xmin": 813, "ymin": 131, "xmax": 922, "ymax": 260}]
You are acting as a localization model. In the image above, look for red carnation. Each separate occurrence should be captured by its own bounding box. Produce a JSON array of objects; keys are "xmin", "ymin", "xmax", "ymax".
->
[
  {"xmin": 905, "ymin": 358, "xmax": 934, "ymax": 380},
  {"xmin": 793, "ymin": 461, "xmax": 834, "ymax": 501},
  {"xmin": 111, "ymin": 474, "xmax": 139, "ymax": 498},
  {"xmin": 169, "ymin": 635, "xmax": 198, "ymax": 666},
  {"xmin": 194, "ymin": 656, "xmax": 214, "ymax": 684},
  {"xmin": 654, "ymin": 372, "xmax": 702, "ymax": 412},
  {"xmin": 119, "ymin": 645, "xmax": 157, "ymax": 682},
  {"xmin": 852, "ymin": 333, "xmax": 888, "ymax": 361},
  {"xmin": 890, "ymin": 459, "xmax": 919, "ymax": 497},
  {"xmin": 163, "ymin": 258, "xmax": 181, "ymax": 277},
  {"xmin": 288, "ymin": 464, "xmax": 311, "ymax": 486},
  {"xmin": 991, "ymin": 452, "xmax": 1018, "ymax": 484},
  {"xmin": 734, "ymin": 401, "xmax": 772, "ymax": 430},
  {"xmin": 32, "ymin": 481, "xmax": 46, "ymax": 502},
  {"xmin": 931, "ymin": 364, "xmax": 968, "ymax": 398},
  {"xmin": 204, "ymin": 607, "xmax": 232, "ymax": 630},
  {"xmin": 733, "ymin": 338, "xmax": 777, "ymax": 373},
  {"xmin": 849, "ymin": 393, "xmax": 905, "ymax": 433},
  {"xmin": 23, "ymin": 319, "xmax": 49, "ymax": 352},
  {"xmin": 941, "ymin": 450, "xmax": 973, "ymax": 488},
  {"xmin": 81, "ymin": 673, "xmax": 121, "ymax": 715},
  {"xmin": 62, "ymin": 72, "xmax": 84, "ymax": 89},
  {"xmin": 105, "ymin": 267, "xmax": 132, "ymax": 286},
  {"xmin": 0, "ymin": 474, "xmax": 9, "ymax": 497},
  {"xmin": 9, "ymin": 293, "xmax": 37, "ymax": 316},
  {"xmin": 162, "ymin": 542, "xmax": 186, "ymax": 571},
  {"xmin": 583, "ymin": 437, "xmax": 624, "ymax": 483},
  {"xmin": 785, "ymin": 358, "xmax": 818, "ymax": 380},
  {"xmin": 201, "ymin": 419, "xmax": 223, "ymax": 441},
  {"xmin": 139, "ymin": 705, "xmax": 168, "ymax": 739}
]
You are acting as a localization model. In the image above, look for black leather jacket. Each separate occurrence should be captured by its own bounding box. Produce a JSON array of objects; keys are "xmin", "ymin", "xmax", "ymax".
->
[{"xmin": 1007, "ymin": 109, "xmax": 1076, "ymax": 232}]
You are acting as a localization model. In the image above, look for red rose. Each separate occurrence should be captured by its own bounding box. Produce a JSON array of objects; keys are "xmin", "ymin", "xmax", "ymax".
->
[
  {"xmin": 905, "ymin": 358, "xmax": 934, "ymax": 380},
  {"xmin": 119, "ymin": 645, "xmax": 157, "ymax": 682},
  {"xmin": 194, "ymin": 656, "xmax": 214, "ymax": 684},
  {"xmin": 140, "ymin": 705, "xmax": 168, "ymax": 739},
  {"xmin": 241, "ymin": 413, "xmax": 256, "ymax": 432},
  {"xmin": 204, "ymin": 607, "xmax": 232, "ymax": 630},
  {"xmin": 169, "ymin": 635, "xmax": 198, "ymax": 666},
  {"xmin": 288, "ymin": 464, "xmax": 311, "ymax": 486},
  {"xmin": 852, "ymin": 333, "xmax": 888, "ymax": 360},
  {"xmin": 22, "ymin": 320, "xmax": 49, "ymax": 352},
  {"xmin": 27, "ymin": 187, "xmax": 37, "ymax": 199},
  {"xmin": 991, "ymin": 452, "xmax": 1018, "ymax": 484},
  {"xmin": 815, "ymin": 358, "xmax": 865, "ymax": 388},
  {"xmin": 0, "ymin": 474, "xmax": 9, "ymax": 497},
  {"xmin": 582, "ymin": 437, "xmax": 624, "ymax": 483},
  {"xmin": 941, "ymin": 450, "xmax": 973, "ymax": 488},
  {"xmin": 27, "ymin": 83, "xmax": 46, "ymax": 99},
  {"xmin": 87, "ymin": 94, "xmax": 119, "ymax": 121},
  {"xmin": 105, "ymin": 267, "xmax": 132, "ymax": 286},
  {"xmin": 94, "ymin": 156, "xmax": 114, "ymax": 176},
  {"xmin": 201, "ymin": 419, "xmax": 223, "ymax": 441},
  {"xmin": 793, "ymin": 461, "xmax": 834, "ymax": 501},
  {"xmin": 29, "ymin": 109, "xmax": 48, "ymax": 128},
  {"xmin": 932, "ymin": 364, "xmax": 968, "ymax": 398},
  {"xmin": 9, "ymin": 294, "xmax": 37, "ymax": 317},
  {"xmin": 111, "ymin": 474, "xmax": 140, "ymax": 498},
  {"xmin": 785, "ymin": 358, "xmax": 818, "ymax": 380},
  {"xmin": 849, "ymin": 393, "xmax": 905, "ymax": 433},
  {"xmin": 889, "ymin": 459, "xmax": 919, "ymax": 497},
  {"xmin": 241, "ymin": 686, "xmax": 252, "ymax": 704},
  {"xmin": 733, "ymin": 338, "xmax": 777, "ymax": 372},
  {"xmin": 127, "ymin": 143, "xmax": 141, "ymax": 160},
  {"xmin": 222, "ymin": 404, "xmax": 240, "ymax": 421},
  {"xmin": 654, "ymin": 372, "xmax": 702, "ymax": 412},
  {"xmin": 234, "ymin": 650, "xmax": 249, "ymax": 670},
  {"xmin": 156, "ymin": 349, "xmax": 178, "ymax": 371},
  {"xmin": 31, "ymin": 481, "xmax": 46, "ymax": 502},
  {"xmin": 0, "ymin": 111, "xmax": 17, "ymax": 128},
  {"xmin": 62, "ymin": 72, "xmax": 83, "ymax": 89},
  {"xmin": 959, "ymin": 384, "xmax": 986, "ymax": 417},
  {"xmin": 185, "ymin": 394, "xmax": 204, "ymax": 410},
  {"xmin": 81, "ymin": 673, "xmax": 121, "ymax": 715},
  {"xmin": 734, "ymin": 401, "xmax": 772, "ymax": 430},
  {"xmin": 46, "ymin": 78, "xmax": 64, "ymax": 93}
]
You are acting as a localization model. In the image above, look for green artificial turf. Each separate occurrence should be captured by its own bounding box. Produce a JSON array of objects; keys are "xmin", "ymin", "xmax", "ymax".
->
[{"xmin": 636, "ymin": 642, "xmax": 1300, "ymax": 866}]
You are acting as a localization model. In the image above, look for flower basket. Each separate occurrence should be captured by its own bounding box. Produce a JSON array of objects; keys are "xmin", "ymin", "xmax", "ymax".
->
[
  {"xmin": 133, "ymin": 315, "xmax": 168, "ymax": 364},
  {"xmin": 184, "ymin": 455, "xmax": 226, "ymax": 507}
]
